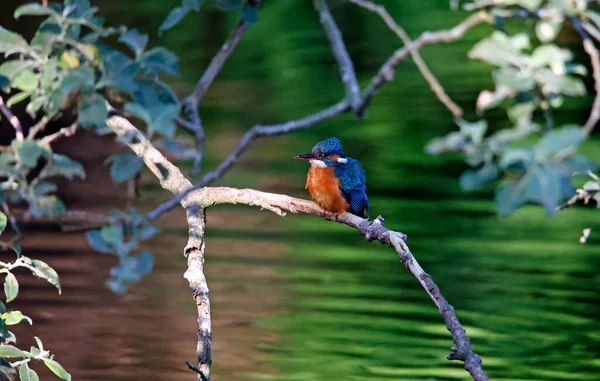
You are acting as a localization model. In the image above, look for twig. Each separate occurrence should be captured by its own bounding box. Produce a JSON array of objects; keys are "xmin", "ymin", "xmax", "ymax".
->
[
  {"xmin": 146, "ymin": 99, "xmax": 351, "ymax": 220},
  {"xmin": 349, "ymin": 0, "xmax": 463, "ymax": 117},
  {"xmin": 1, "ymin": 202, "xmax": 22, "ymax": 246},
  {"xmin": 580, "ymin": 22, "xmax": 600, "ymax": 136},
  {"xmin": 186, "ymin": 361, "xmax": 209, "ymax": 381},
  {"xmin": 106, "ymin": 114, "xmax": 488, "ymax": 381},
  {"xmin": 186, "ymin": 20, "xmax": 250, "ymax": 106},
  {"xmin": 179, "ymin": 20, "xmax": 250, "ymax": 174},
  {"xmin": 41, "ymin": 0, "xmax": 48, "ymax": 7},
  {"xmin": 0, "ymin": 96, "xmax": 24, "ymax": 141},
  {"xmin": 39, "ymin": 123, "xmax": 78, "ymax": 145},
  {"xmin": 28, "ymin": 116, "xmax": 51, "ymax": 139},
  {"xmin": 356, "ymin": 10, "xmax": 489, "ymax": 116},
  {"xmin": 313, "ymin": 0, "xmax": 362, "ymax": 112}
]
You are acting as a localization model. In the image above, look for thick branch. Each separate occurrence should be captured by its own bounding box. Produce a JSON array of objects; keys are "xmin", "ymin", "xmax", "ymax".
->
[
  {"xmin": 105, "ymin": 113, "xmax": 212, "ymax": 381},
  {"xmin": 0, "ymin": 96, "xmax": 24, "ymax": 141},
  {"xmin": 356, "ymin": 11, "xmax": 489, "ymax": 116},
  {"xmin": 349, "ymin": 0, "xmax": 463, "ymax": 117},
  {"xmin": 313, "ymin": 0, "xmax": 362, "ymax": 112}
]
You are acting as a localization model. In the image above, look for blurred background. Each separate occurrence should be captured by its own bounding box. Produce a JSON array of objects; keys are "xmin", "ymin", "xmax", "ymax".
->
[{"xmin": 2, "ymin": 0, "xmax": 600, "ymax": 380}]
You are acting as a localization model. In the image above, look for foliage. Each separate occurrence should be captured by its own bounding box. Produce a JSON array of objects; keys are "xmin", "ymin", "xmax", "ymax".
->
[
  {"xmin": 159, "ymin": 0, "xmax": 260, "ymax": 34},
  {"xmin": 427, "ymin": 0, "xmax": 600, "ymax": 217},
  {"xmin": 0, "ymin": 212, "xmax": 69, "ymax": 381},
  {"xmin": 0, "ymin": 0, "xmax": 186, "ymax": 292},
  {"xmin": 86, "ymin": 208, "xmax": 157, "ymax": 294}
]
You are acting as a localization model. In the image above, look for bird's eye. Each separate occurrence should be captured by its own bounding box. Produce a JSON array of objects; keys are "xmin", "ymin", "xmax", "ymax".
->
[{"xmin": 317, "ymin": 152, "xmax": 324, "ymax": 157}]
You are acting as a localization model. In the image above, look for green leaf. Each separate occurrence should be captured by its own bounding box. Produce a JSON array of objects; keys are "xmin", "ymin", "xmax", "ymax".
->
[
  {"xmin": 124, "ymin": 102, "xmax": 152, "ymax": 127},
  {"xmin": 12, "ymin": 140, "xmax": 47, "ymax": 168},
  {"xmin": 32, "ymin": 182, "xmax": 57, "ymax": 197},
  {"xmin": 241, "ymin": 2, "xmax": 259, "ymax": 24},
  {"xmin": 159, "ymin": 0, "xmax": 204, "ymax": 35},
  {"xmin": 150, "ymin": 103, "xmax": 179, "ymax": 138},
  {"xmin": 11, "ymin": 244, "xmax": 21, "ymax": 257},
  {"xmin": 507, "ymin": 102, "xmax": 535, "ymax": 126},
  {"xmin": 12, "ymin": 69, "xmax": 39, "ymax": 92},
  {"xmin": 2, "ymin": 311, "xmax": 31, "ymax": 325},
  {"xmin": 531, "ymin": 44, "xmax": 572, "ymax": 73},
  {"xmin": 495, "ymin": 180, "xmax": 528, "ymax": 217},
  {"xmin": 0, "ymin": 301, "xmax": 6, "ymax": 313},
  {"xmin": 109, "ymin": 153, "xmax": 143, "ymax": 184},
  {"xmin": 494, "ymin": 66, "xmax": 535, "ymax": 92},
  {"xmin": 0, "ymin": 61, "xmax": 33, "ymax": 91},
  {"xmin": 457, "ymin": 119, "xmax": 487, "ymax": 145},
  {"xmin": 78, "ymin": 93, "xmax": 107, "ymax": 129},
  {"xmin": 86, "ymin": 230, "xmax": 115, "ymax": 254},
  {"xmin": 0, "ymin": 211, "xmax": 6, "ymax": 233},
  {"xmin": 425, "ymin": 132, "xmax": 466, "ymax": 155},
  {"xmin": 137, "ymin": 225, "xmax": 160, "ymax": 240},
  {"xmin": 0, "ymin": 344, "xmax": 26, "ymax": 358},
  {"xmin": 43, "ymin": 359, "xmax": 71, "ymax": 381},
  {"xmin": 141, "ymin": 47, "xmax": 179, "ymax": 76},
  {"xmin": 43, "ymin": 154, "xmax": 85, "ymax": 180},
  {"xmin": 29, "ymin": 196, "xmax": 66, "ymax": 218},
  {"xmin": 14, "ymin": 3, "xmax": 60, "ymax": 20},
  {"xmin": 4, "ymin": 273, "xmax": 18, "ymax": 303},
  {"xmin": 19, "ymin": 362, "xmax": 39, "ymax": 381},
  {"xmin": 500, "ymin": 148, "xmax": 533, "ymax": 170},
  {"xmin": 516, "ymin": 0, "xmax": 542, "ymax": 11},
  {"xmin": 460, "ymin": 163, "xmax": 500, "ymax": 191},
  {"xmin": 527, "ymin": 166, "xmax": 561, "ymax": 215},
  {"xmin": 100, "ymin": 225, "xmax": 123, "ymax": 248},
  {"xmin": 118, "ymin": 29, "xmax": 148, "ymax": 58},
  {"xmin": 29, "ymin": 259, "xmax": 61, "ymax": 293},
  {"xmin": 213, "ymin": 0, "xmax": 242, "ymax": 11},
  {"xmin": 46, "ymin": 66, "xmax": 95, "ymax": 114},
  {"xmin": 7, "ymin": 92, "xmax": 32, "ymax": 108},
  {"xmin": 468, "ymin": 31, "xmax": 529, "ymax": 67},
  {"xmin": 583, "ymin": 180, "xmax": 600, "ymax": 191},
  {"xmin": 535, "ymin": 124, "xmax": 585, "ymax": 160},
  {"xmin": 0, "ymin": 27, "xmax": 28, "ymax": 53}
]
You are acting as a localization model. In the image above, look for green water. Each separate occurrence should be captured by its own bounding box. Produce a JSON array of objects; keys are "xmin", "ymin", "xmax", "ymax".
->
[{"xmin": 4, "ymin": 0, "xmax": 600, "ymax": 380}]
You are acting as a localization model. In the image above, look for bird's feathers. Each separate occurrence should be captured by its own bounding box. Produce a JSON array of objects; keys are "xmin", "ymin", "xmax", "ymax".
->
[{"xmin": 335, "ymin": 158, "xmax": 369, "ymax": 218}]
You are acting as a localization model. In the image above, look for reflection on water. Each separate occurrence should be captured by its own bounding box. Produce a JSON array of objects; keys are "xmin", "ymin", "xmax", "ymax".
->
[{"xmin": 3, "ymin": 0, "xmax": 600, "ymax": 380}]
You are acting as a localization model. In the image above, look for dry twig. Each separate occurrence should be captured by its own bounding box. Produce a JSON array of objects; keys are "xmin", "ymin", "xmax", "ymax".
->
[
  {"xmin": 0, "ymin": 96, "xmax": 24, "ymax": 141},
  {"xmin": 349, "ymin": 0, "xmax": 463, "ymax": 117}
]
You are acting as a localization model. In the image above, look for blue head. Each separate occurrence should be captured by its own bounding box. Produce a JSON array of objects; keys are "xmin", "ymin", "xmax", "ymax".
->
[{"xmin": 295, "ymin": 137, "xmax": 347, "ymax": 167}]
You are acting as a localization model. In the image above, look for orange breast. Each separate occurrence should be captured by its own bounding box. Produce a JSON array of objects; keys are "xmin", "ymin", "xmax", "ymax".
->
[{"xmin": 306, "ymin": 166, "xmax": 349, "ymax": 214}]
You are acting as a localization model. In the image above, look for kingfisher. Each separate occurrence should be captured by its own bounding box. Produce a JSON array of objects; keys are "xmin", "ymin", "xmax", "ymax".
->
[{"xmin": 295, "ymin": 137, "xmax": 369, "ymax": 218}]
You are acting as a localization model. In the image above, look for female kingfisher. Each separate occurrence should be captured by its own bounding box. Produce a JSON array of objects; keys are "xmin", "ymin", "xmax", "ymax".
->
[{"xmin": 295, "ymin": 137, "xmax": 369, "ymax": 218}]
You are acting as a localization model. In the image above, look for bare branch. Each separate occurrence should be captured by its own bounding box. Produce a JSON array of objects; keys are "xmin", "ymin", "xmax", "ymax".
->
[
  {"xmin": 186, "ymin": 361, "xmax": 209, "ymax": 381},
  {"xmin": 107, "ymin": 113, "xmax": 488, "ymax": 381},
  {"xmin": 39, "ymin": 123, "xmax": 78, "ymax": 145},
  {"xmin": 357, "ymin": 11, "xmax": 489, "ymax": 116},
  {"xmin": 186, "ymin": 21, "xmax": 249, "ymax": 106},
  {"xmin": 313, "ymin": 0, "xmax": 362, "ymax": 112},
  {"xmin": 105, "ymin": 113, "xmax": 212, "ymax": 381},
  {"xmin": 28, "ymin": 116, "xmax": 51, "ymax": 139},
  {"xmin": 0, "ymin": 96, "xmax": 24, "ymax": 141},
  {"xmin": 580, "ymin": 23, "xmax": 600, "ymax": 136},
  {"xmin": 179, "ymin": 20, "xmax": 250, "ymax": 174},
  {"xmin": 349, "ymin": 0, "xmax": 463, "ymax": 117},
  {"xmin": 147, "ymin": 99, "xmax": 350, "ymax": 220}
]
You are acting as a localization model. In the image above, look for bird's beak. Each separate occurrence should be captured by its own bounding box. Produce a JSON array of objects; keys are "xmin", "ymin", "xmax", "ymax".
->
[{"xmin": 295, "ymin": 153, "xmax": 318, "ymax": 160}]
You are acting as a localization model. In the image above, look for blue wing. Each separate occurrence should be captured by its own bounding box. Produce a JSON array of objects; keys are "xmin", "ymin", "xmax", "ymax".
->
[{"xmin": 335, "ymin": 159, "xmax": 369, "ymax": 218}]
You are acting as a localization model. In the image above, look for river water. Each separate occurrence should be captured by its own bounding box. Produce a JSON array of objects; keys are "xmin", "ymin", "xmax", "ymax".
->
[{"xmin": 3, "ymin": 0, "xmax": 600, "ymax": 380}]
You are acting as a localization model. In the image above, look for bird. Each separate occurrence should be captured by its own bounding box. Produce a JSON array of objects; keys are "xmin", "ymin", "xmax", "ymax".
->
[{"xmin": 295, "ymin": 137, "xmax": 369, "ymax": 218}]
